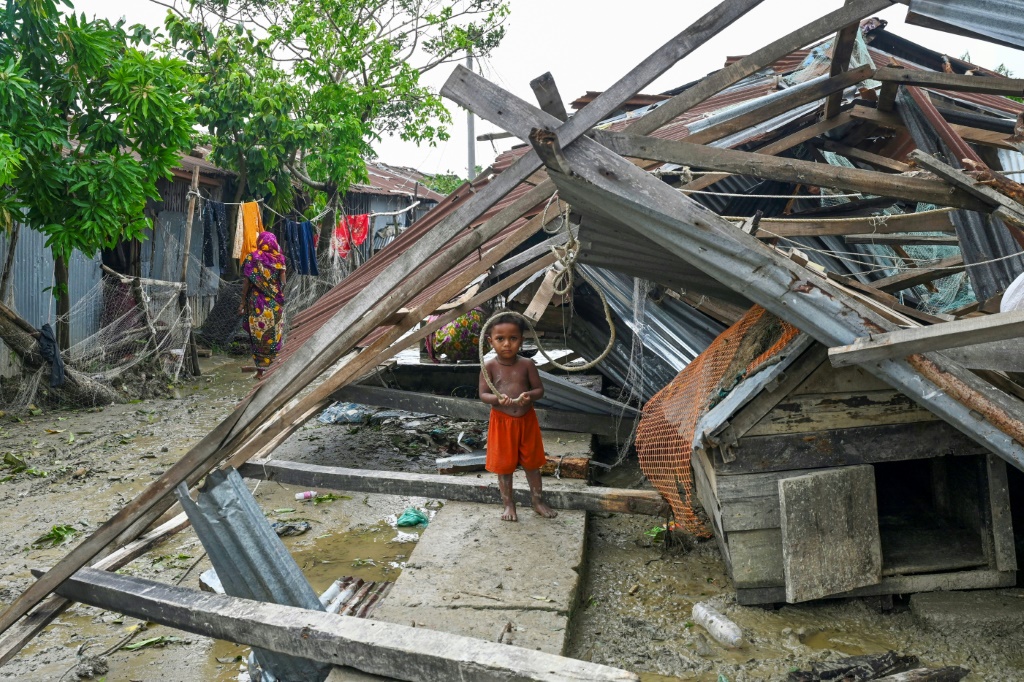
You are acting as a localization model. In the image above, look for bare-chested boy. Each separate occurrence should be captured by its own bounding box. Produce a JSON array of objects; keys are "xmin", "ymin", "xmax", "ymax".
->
[{"xmin": 478, "ymin": 313, "xmax": 557, "ymax": 522}]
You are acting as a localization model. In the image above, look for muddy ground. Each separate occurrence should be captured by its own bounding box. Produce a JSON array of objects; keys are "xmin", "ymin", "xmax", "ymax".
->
[{"xmin": 0, "ymin": 355, "xmax": 1021, "ymax": 681}]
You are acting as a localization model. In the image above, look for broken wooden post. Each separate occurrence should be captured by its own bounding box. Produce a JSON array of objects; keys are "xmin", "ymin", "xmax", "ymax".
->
[
  {"xmin": 179, "ymin": 164, "xmax": 201, "ymax": 377},
  {"xmin": 823, "ymin": 2, "xmax": 861, "ymax": 119}
]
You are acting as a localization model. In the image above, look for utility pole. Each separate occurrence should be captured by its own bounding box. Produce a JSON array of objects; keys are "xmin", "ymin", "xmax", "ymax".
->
[{"xmin": 466, "ymin": 52, "xmax": 476, "ymax": 180}]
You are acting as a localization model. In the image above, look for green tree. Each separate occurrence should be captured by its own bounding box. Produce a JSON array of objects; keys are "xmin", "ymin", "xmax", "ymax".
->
[
  {"xmin": 161, "ymin": 0, "xmax": 509, "ymax": 251},
  {"xmin": 0, "ymin": 0, "xmax": 195, "ymax": 350}
]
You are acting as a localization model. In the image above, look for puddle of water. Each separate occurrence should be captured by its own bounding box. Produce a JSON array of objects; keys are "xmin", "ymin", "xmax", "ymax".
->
[
  {"xmin": 800, "ymin": 628, "xmax": 892, "ymax": 656},
  {"xmin": 289, "ymin": 521, "xmax": 419, "ymax": 591}
]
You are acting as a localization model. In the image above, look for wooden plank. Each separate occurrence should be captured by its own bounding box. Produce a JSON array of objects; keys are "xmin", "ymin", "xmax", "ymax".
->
[
  {"xmin": 745, "ymin": 390, "xmax": 937, "ymax": 436},
  {"xmin": 719, "ymin": 421, "xmax": 987, "ymax": 475},
  {"xmin": 844, "ymin": 234, "xmax": 958, "ymax": 246},
  {"xmin": 627, "ymin": 0, "xmax": 895, "ymax": 136},
  {"xmin": 824, "ymin": 7, "xmax": 862, "ymax": 120},
  {"xmin": 529, "ymin": 72, "xmax": 569, "ymax": 122},
  {"xmin": 986, "ymin": 455, "xmax": 1018, "ymax": 571},
  {"xmin": 736, "ymin": 568, "xmax": 1015, "ymax": 605},
  {"xmin": 719, "ymin": 343, "xmax": 827, "ymax": 443},
  {"xmin": 829, "ymin": 309, "xmax": 1024, "ymax": 367},
  {"xmin": 849, "ymin": 105, "xmax": 1017, "ymax": 150},
  {"xmin": 238, "ymin": 459, "xmax": 666, "ymax": 516},
  {"xmin": 869, "ymin": 256, "xmax": 965, "ymax": 293},
  {"xmin": 48, "ymin": 567, "xmax": 638, "ymax": 682},
  {"xmin": 874, "ymin": 67, "xmax": 1024, "ymax": 97},
  {"xmin": 820, "ymin": 139, "xmax": 912, "ymax": 172},
  {"xmin": 595, "ymin": 131, "xmax": 991, "ymax": 211},
  {"xmin": 727, "ymin": 528, "xmax": 785, "ymax": 589},
  {"xmin": 678, "ymin": 113, "xmax": 857, "ymax": 194},
  {"xmin": 909, "ymin": 149, "xmax": 1024, "ymax": 222},
  {"xmin": 746, "ymin": 208, "xmax": 956, "ymax": 237},
  {"xmin": 826, "ymin": 272, "xmax": 954, "ymax": 325},
  {"xmin": 523, "ymin": 268, "xmax": 561, "ymax": 322},
  {"xmin": 943, "ymin": 338, "xmax": 1024, "ymax": 372},
  {"xmin": 791, "ymin": 359, "xmax": 891, "ymax": 395},
  {"xmin": 334, "ymin": 384, "xmax": 624, "ymax": 438},
  {"xmin": 0, "ymin": 513, "xmax": 190, "ymax": 666},
  {"xmin": 779, "ymin": 465, "xmax": 882, "ymax": 602},
  {"xmin": 682, "ymin": 65, "xmax": 875, "ymax": 147},
  {"xmin": 492, "ymin": 231, "xmax": 570, "ymax": 276}
]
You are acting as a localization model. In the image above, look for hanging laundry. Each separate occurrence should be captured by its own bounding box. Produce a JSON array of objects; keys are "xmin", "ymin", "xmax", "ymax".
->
[
  {"xmin": 345, "ymin": 214, "xmax": 370, "ymax": 247},
  {"xmin": 285, "ymin": 220, "xmax": 301, "ymax": 272},
  {"xmin": 202, "ymin": 205, "xmax": 215, "ymax": 267},
  {"xmin": 232, "ymin": 204, "xmax": 244, "ymax": 260},
  {"xmin": 239, "ymin": 201, "xmax": 263, "ymax": 262},
  {"xmin": 208, "ymin": 201, "xmax": 229, "ymax": 268},
  {"xmin": 333, "ymin": 219, "xmax": 351, "ymax": 259},
  {"xmin": 300, "ymin": 220, "xmax": 319, "ymax": 276}
]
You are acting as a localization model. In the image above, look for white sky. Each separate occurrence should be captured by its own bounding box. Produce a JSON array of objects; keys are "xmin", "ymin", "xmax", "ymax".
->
[{"xmin": 74, "ymin": 0, "xmax": 1024, "ymax": 177}]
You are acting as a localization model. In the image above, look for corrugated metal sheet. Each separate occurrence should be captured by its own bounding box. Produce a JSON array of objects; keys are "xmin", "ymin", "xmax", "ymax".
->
[
  {"xmin": 537, "ymin": 370, "xmax": 640, "ymax": 417},
  {"xmin": 0, "ymin": 224, "xmax": 102, "ymax": 346},
  {"xmin": 908, "ymin": 0, "xmax": 1024, "ymax": 51},
  {"xmin": 176, "ymin": 469, "xmax": 331, "ymax": 682},
  {"xmin": 349, "ymin": 162, "xmax": 444, "ymax": 201}
]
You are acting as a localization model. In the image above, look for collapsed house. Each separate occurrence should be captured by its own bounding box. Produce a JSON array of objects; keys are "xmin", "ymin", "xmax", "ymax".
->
[{"xmin": 4, "ymin": 0, "xmax": 1024, "ymax": 679}]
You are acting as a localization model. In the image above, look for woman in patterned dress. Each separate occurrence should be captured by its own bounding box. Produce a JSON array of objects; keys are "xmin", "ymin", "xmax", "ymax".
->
[{"xmin": 238, "ymin": 231, "xmax": 287, "ymax": 379}]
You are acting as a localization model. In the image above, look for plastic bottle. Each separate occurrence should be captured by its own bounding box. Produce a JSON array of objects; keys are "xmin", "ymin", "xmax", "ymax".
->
[
  {"xmin": 692, "ymin": 602, "xmax": 743, "ymax": 648},
  {"xmin": 294, "ymin": 490, "xmax": 317, "ymax": 501}
]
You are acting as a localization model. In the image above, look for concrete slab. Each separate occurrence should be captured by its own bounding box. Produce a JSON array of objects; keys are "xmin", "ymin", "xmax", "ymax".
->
[
  {"xmin": 910, "ymin": 589, "xmax": 1024, "ymax": 635},
  {"xmin": 372, "ymin": 497, "xmax": 587, "ymax": 655}
]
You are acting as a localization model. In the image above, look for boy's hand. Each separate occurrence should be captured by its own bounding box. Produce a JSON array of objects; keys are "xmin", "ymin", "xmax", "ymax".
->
[
  {"xmin": 515, "ymin": 392, "xmax": 531, "ymax": 406},
  {"xmin": 497, "ymin": 394, "xmax": 512, "ymax": 406}
]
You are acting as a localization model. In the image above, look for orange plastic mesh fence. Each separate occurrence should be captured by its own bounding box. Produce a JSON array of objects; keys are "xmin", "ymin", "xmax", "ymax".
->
[{"xmin": 635, "ymin": 306, "xmax": 800, "ymax": 536}]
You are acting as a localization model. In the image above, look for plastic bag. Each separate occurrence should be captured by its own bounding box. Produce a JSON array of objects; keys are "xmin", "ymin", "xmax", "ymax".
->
[{"xmin": 395, "ymin": 507, "xmax": 429, "ymax": 527}]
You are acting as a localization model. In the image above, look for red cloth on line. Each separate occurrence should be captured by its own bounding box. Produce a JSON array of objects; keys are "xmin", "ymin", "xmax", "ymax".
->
[
  {"xmin": 346, "ymin": 214, "xmax": 369, "ymax": 246},
  {"xmin": 333, "ymin": 221, "xmax": 350, "ymax": 259}
]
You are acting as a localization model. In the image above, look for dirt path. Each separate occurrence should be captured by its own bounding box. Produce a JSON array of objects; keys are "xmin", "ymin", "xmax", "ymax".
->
[{"xmin": 0, "ymin": 355, "xmax": 1021, "ymax": 681}]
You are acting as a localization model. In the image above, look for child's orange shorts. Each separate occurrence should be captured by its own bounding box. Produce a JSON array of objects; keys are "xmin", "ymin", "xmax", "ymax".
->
[{"xmin": 485, "ymin": 407, "xmax": 546, "ymax": 474}]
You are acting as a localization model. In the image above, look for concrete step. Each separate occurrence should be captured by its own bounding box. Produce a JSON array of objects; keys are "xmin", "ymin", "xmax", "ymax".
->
[
  {"xmin": 910, "ymin": 588, "xmax": 1024, "ymax": 635},
  {"xmin": 371, "ymin": 493, "xmax": 588, "ymax": 655}
]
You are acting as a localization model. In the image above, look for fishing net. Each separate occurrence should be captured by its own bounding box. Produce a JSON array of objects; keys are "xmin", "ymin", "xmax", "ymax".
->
[{"xmin": 635, "ymin": 306, "xmax": 799, "ymax": 536}]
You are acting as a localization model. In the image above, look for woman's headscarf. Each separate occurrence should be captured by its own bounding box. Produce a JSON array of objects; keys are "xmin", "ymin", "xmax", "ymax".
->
[{"xmin": 251, "ymin": 231, "xmax": 285, "ymax": 270}]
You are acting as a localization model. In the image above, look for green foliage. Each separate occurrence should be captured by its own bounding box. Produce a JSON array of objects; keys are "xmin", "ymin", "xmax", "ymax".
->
[
  {"xmin": 162, "ymin": 0, "xmax": 509, "ymax": 203},
  {"xmin": 996, "ymin": 63, "xmax": 1014, "ymax": 77},
  {"xmin": 31, "ymin": 524, "xmax": 79, "ymax": 548},
  {"xmin": 0, "ymin": 0, "xmax": 196, "ymax": 262},
  {"xmin": 424, "ymin": 167, "xmax": 481, "ymax": 196}
]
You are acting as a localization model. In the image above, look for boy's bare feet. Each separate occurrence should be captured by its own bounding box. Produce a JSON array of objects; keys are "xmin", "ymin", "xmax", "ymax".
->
[
  {"xmin": 501, "ymin": 503, "xmax": 518, "ymax": 522},
  {"xmin": 532, "ymin": 495, "xmax": 558, "ymax": 518}
]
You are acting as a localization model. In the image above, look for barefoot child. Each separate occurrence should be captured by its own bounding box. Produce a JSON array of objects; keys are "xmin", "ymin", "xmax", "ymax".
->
[{"xmin": 479, "ymin": 313, "xmax": 558, "ymax": 522}]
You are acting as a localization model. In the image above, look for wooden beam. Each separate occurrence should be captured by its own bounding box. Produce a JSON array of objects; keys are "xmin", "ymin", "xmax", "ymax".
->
[
  {"xmin": 874, "ymin": 67, "xmax": 1024, "ymax": 97},
  {"xmin": 337, "ymin": 384, "xmax": 624, "ymax": 437},
  {"xmin": 239, "ymin": 459, "xmax": 666, "ymax": 516},
  {"xmin": 678, "ymin": 113, "xmax": 856, "ymax": 193},
  {"xmin": 0, "ymin": 0, "xmax": 764, "ymax": 642},
  {"xmin": 529, "ymin": 72, "xmax": 568, "ymax": 122},
  {"xmin": 492, "ymin": 231, "xmax": 571, "ymax": 276},
  {"xmin": 908, "ymin": 150, "xmax": 1024, "ymax": 227},
  {"xmin": 683, "ymin": 65, "xmax": 875, "ymax": 147},
  {"xmin": 849, "ymin": 105, "xmax": 1017, "ymax": 150},
  {"xmin": 829, "ymin": 309, "xmax": 1024, "ymax": 367},
  {"xmin": 596, "ymin": 131, "xmax": 991, "ymax": 211},
  {"xmin": 47, "ymin": 567, "xmax": 639, "ymax": 682},
  {"xmin": 819, "ymin": 139, "xmax": 911, "ymax": 172},
  {"xmin": 870, "ymin": 256, "xmax": 964, "ymax": 292},
  {"xmin": 743, "ymin": 208, "xmax": 955, "ymax": 237},
  {"xmin": 824, "ymin": 5, "xmax": 862, "ymax": 119},
  {"xmin": 628, "ymin": 0, "xmax": 895, "ymax": 136},
  {"xmin": 826, "ymin": 272, "xmax": 954, "ymax": 325},
  {"xmin": 844, "ymin": 234, "xmax": 958, "ymax": 246}
]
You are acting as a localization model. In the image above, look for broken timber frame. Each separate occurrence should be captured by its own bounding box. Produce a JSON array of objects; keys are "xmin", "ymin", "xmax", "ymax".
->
[
  {"xmin": 0, "ymin": 0, "xmax": 770, "ymax": 643},
  {"xmin": 441, "ymin": 65, "xmax": 1024, "ymax": 475}
]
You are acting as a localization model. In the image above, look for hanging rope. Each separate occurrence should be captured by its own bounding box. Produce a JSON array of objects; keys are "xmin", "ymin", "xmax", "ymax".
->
[{"xmin": 477, "ymin": 204, "xmax": 617, "ymax": 397}]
